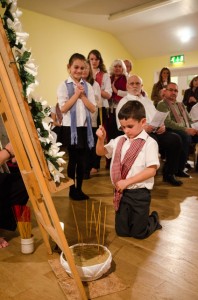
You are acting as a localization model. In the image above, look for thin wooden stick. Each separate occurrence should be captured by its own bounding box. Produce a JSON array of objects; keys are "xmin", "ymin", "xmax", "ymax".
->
[
  {"xmin": 93, "ymin": 204, "xmax": 97, "ymax": 228},
  {"xmin": 86, "ymin": 200, "xmax": 88, "ymax": 237},
  {"xmin": 93, "ymin": 203, "xmax": 99, "ymax": 243},
  {"xmin": 98, "ymin": 208, "xmax": 101, "ymax": 250},
  {"xmin": 99, "ymin": 107, "xmax": 103, "ymax": 125},
  {"xmin": 102, "ymin": 206, "xmax": 107, "ymax": 245},
  {"xmin": 71, "ymin": 204, "xmax": 80, "ymax": 243},
  {"xmin": 96, "ymin": 200, "xmax": 102, "ymax": 249},
  {"xmin": 96, "ymin": 200, "xmax": 102, "ymax": 232},
  {"xmin": 89, "ymin": 201, "xmax": 94, "ymax": 237},
  {"xmin": 81, "ymin": 232, "xmax": 84, "ymax": 245}
]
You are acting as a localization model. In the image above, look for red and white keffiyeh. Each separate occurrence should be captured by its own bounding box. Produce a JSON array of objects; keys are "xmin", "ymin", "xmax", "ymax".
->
[{"xmin": 111, "ymin": 136, "xmax": 145, "ymax": 211}]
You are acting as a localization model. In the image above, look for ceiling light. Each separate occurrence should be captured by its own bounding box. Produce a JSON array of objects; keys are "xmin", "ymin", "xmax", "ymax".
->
[
  {"xmin": 178, "ymin": 28, "xmax": 192, "ymax": 43},
  {"xmin": 109, "ymin": 0, "xmax": 182, "ymax": 21}
]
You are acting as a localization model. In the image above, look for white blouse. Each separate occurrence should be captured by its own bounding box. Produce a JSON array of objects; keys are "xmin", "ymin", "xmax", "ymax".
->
[{"xmin": 57, "ymin": 76, "xmax": 96, "ymax": 127}]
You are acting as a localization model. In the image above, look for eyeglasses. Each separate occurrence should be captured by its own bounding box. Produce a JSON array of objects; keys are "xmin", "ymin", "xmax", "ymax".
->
[
  {"xmin": 128, "ymin": 82, "xmax": 141, "ymax": 86},
  {"xmin": 166, "ymin": 88, "xmax": 178, "ymax": 93}
]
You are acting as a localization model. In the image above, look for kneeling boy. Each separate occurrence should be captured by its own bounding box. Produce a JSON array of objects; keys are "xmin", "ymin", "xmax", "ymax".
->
[{"xmin": 96, "ymin": 100, "xmax": 162, "ymax": 239}]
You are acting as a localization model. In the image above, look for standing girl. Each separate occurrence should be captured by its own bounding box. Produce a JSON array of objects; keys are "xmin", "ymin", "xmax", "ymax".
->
[
  {"xmin": 57, "ymin": 53, "xmax": 96, "ymax": 200},
  {"xmin": 82, "ymin": 60, "xmax": 102, "ymax": 177},
  {"xmin": 87, "ymin": 49, "xmax": 112, "ymax": 169},
  {"xmin": 151, "ymin": 67, "xmax": 171, "ymax": 107},
  {"xmin": 87, "ymin": 50, "xmax": 112, "ymax": 130}
]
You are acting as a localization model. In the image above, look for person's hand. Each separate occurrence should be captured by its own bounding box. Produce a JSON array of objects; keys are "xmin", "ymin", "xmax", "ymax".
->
[
  {"xmin": 143, "ymin": 124, "xmax": 154, "ymax": 133},
  {"xmin": 75, "ymin": 83, "xmax": 84, "ymax": 98},
  {"xmin": 156, "ymin": 125, "xmax": 166, "ymax": 134},
  {"xmin": 116, "ymin": 179, "xmax": 128, "ymax": 192},
  {"xmin": 112, "ymin": 82, "xmax": 117, "ymax": 94},
  {"xmin": 96, "ymin": 125, "xmax": 106, "ymax": 140},
  {"xmin": 185, "ymin": 128, "xmax": 197, "ymax": 136},
  {"xmin": 5, "ymin": 142, "xmax": 15, "ymax": 157},
  {"xmin": 0, "ymin": 142, "xmax": 16, "ymax": 165}
]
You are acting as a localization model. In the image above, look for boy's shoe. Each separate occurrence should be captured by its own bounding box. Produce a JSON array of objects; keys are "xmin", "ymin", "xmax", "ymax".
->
[{"xmin": 151, "ymin": 211, "xmax": 162, "ymax": 230}]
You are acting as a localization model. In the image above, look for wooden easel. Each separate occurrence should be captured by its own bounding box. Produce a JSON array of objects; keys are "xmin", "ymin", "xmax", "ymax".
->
[{"xmin": 0, "ymin": 19, "xmax": 87, "ymax": 300}]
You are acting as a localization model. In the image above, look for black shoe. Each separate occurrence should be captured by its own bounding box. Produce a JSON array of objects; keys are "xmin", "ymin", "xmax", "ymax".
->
[
  {"xmin": 69, "ymin": 190, "xmax": 88, "ymax": 201},
  {"xmin": 175, "ymin": 171, "xmax": 190, "ymax": 178},
  {"xmin": 151, "ymin": 211, "xmax": 162, "ymax": 230},
  {"xmin": 83, "ymin": 173, "xmax": 90, "ymax": 180},
  {"xmin": 163, "ymin": 174, "xmax": 183, "ymax": 186},
  {"xmin": 78, "ymin": 191, "xmax": 90, "ymax": 200}
]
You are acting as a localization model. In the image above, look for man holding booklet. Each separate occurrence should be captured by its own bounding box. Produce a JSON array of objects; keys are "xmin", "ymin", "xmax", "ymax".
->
[
  {"xmin": 157, "ymin": 82, "xmax": 198, "ymax": 171},
  {"xmin": 116, "ymin": 75, "xmax": 188, "ymax": 186}
]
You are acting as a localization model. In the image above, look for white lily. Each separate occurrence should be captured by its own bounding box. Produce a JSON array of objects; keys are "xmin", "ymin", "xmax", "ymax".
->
[
  {"xmin": 57, "ymin": 157, "xmax": 66, "ymax": 165},
  {"xmin": 47, "ymin": 161, "xmax": 65, "ymax": 183},
  {"xmin": 16, "ymin": 31, "xmax": 29, "ymax": 46},
  {"xmin": 24, "ymin": 62, "xmax": 38, "ymax": 77},
  {"xmin": 26, "ymin": 81, "xmax": 39, "ymax": 96}
]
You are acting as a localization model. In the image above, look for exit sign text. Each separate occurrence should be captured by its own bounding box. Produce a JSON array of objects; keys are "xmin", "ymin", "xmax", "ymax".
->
[{"xmin": 170, "ymin": 55, "xmax": 184, "ymax": 64}]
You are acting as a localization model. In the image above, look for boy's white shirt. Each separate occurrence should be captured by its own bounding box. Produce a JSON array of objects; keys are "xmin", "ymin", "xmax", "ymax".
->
[{"xmin": 104, "ymin": 129, "xmax": 160, "ymax": 190}]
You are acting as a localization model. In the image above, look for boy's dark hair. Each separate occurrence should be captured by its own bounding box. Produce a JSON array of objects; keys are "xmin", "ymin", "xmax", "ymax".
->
[
  {"xmin": 118, "ymin": 101, "xmax": 146, "ymax": 121},
  {"xmin": 68, "ymin": 53, "xmax": 86, "ymax": 66}
]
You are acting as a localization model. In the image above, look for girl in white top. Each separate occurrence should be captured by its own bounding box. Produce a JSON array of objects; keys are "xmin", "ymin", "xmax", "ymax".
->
[
  {"xmin": 82, "ymin": 60, "xmax": 102, "ymax": 176},
  {"xmin": 87, "ymin": 49, "xmax": 112, "ymax": 109},
  {"xmin": 57, "ymin": 53, "xmax": 96, "ymax": 200},
  {"xmin": 87, "ymin": 49, "xmax": 112, "ymax": 169},
  {"xmin": 87, "ymin": 50, "xmax": 112, "ymax": 127}
]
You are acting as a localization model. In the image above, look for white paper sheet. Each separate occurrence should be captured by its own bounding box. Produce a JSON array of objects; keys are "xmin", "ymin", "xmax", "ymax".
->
[
  {"xmin": 191, "ymin": 121, "xmax": 198, "ymax": 130},
  {"xmin": 150, "ymin": 110, "xmax": 169, "ymax": 128}
]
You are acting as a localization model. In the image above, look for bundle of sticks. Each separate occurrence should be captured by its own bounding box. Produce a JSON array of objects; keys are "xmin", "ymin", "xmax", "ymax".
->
[{"xmin": 13, "ymin": 205, "xmax": 32, "ymax": 239}]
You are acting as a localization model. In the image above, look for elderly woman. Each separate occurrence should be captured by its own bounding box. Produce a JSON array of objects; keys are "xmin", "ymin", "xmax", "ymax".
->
[
  {"xmin": 107, "ymin": 59, "xmax": 128, "ymax": 142},
  {"xmin": 0, "ymin": 143, "xmax": 28, "ymax": 248}
]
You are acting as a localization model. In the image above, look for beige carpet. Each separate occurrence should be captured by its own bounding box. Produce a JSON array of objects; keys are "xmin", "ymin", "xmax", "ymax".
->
[{"xmin": 48, "ymin": 258, "xmax": 128, "ymax": 299}]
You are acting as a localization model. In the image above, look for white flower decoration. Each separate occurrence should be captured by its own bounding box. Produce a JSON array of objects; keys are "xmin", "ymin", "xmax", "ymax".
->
[{"xmin": 1, "ymin": 0, "xmax": 66, "ymax": 183}]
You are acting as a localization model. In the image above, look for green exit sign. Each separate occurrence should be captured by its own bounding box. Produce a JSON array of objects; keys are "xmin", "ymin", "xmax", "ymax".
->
[{"xmin": 170, "ymin": 55, "xmax": 184, "ymax": 64}]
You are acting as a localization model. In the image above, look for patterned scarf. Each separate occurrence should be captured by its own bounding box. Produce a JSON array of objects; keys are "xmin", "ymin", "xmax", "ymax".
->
[
  {"xmin": 164, "ymin": 99, "xmax": 190, "ymax": 127},
  {"xmin": 65, "ymin": 80, "xmax": 94, "ymax": 149},
  {"xmin": 111, "ymin": 136, "xmax": 146, "ymax": 211}
]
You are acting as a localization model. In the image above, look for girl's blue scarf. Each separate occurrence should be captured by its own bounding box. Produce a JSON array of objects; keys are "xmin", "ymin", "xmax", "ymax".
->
[{"xmin": 65, "ymin": 80, "xmax": 94, "ymax": 149}]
